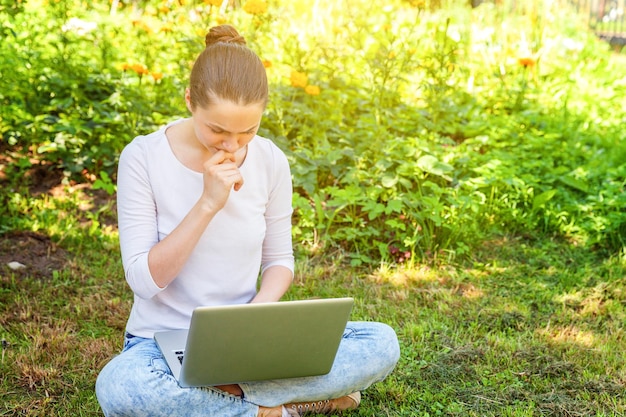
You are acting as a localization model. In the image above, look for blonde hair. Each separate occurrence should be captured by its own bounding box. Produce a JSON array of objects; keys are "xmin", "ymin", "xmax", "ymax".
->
[{"xmin": 189, "ymin": 25, "xmax": 268, "ymax": 109}]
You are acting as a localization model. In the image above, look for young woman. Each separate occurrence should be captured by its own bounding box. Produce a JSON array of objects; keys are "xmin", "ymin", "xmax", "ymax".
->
[{"xmin": 95, "ymin": 24, "xmax": 400, "ymax": 417}]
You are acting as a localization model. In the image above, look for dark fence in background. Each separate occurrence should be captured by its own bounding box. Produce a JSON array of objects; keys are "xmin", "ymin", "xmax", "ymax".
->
[
  {"xmin": 569, "ymin": 0, "xmax": 626, "ymax": 47},
  {"xmin": 471, "ymin": 0, "xmax": 626, "ymax": 49}
]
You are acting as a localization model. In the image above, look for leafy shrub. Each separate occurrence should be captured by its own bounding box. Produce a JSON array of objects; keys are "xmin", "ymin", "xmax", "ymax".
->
[
  {"xmin": 1, "ymin": 0, "xmax": 624, "ymax": 263},
  {"xmin": 0, "ymin": 1, "xmax": 187, "ymax": 177}
]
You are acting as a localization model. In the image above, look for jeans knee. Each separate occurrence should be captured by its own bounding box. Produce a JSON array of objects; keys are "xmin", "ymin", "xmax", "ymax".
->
[
  {"xmin": 357, "ymin": 321, "xmax": 400, "ymax": 375},
  {"xmin": 96, "ymin": 360, "xmax": 126, "ymax": 416},
  {"xmin": 377, "ymin": 322, "xmax": 401, "ymax": 366},
  {"xmin": 96, "ymin": 356, "xmax": 147, "ymax": 416}
]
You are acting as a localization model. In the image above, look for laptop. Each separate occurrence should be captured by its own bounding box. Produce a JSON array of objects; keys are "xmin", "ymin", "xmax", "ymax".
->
[{"xmin": 154, "ymin": 297, "xmax": 354, "ymax": 387}]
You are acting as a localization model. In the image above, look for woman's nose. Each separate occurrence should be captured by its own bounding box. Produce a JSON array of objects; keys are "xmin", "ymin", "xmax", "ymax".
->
[{"xmin": 221, "ymin": 136, "xmax": 238, "ymax": 152}]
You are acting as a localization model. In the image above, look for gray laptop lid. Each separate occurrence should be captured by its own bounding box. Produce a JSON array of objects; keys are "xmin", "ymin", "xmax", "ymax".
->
[{"xmin": 154, "ymin": 297, "xmax": 353, "ymax": 387}]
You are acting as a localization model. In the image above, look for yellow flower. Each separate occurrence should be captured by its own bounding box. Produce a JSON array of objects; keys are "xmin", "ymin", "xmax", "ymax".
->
[
  {"xmin": 215, "ymin": 15, "xmax": 228, "ymax": 25},
  {"xmin": 290, "ymin": 71, "xmax": 308, "ymax": 88},
  {"xmin": 408, "ymin": 0, "xmax": 426, "ymax": 8},
  {"xmin": 151, "ymin": 72, "xmax": 163, "ymax": 81},
  {"xmin": 305, "ymin": 85, "xmax": 320, "ymax": 96},
  {"xmin": 204, "ymin": 0, "xmax": 223, "ymax": 6},
  {"xmin": 262, "ymin": 60, "xmax": 272, "ymax": 68},
  {"xmin": 243, "ymin": 0, "xmax": 268, "ymax": 15}
]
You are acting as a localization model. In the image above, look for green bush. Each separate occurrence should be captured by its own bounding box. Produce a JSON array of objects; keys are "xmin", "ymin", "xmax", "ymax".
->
[{"xmin": 1, "ymin": 0, "xmax": 624, "ymax": 263}]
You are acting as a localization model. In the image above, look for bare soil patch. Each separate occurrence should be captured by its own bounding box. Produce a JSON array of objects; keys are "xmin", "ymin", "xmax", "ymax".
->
[{"xmin": 0, "ymin": 231, "xmax": 69, "ymax": 280}]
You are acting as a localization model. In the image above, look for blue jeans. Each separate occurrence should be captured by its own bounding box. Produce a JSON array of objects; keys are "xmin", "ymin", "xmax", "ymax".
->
[{"xmin": 96, "ymin": 321, "xmax": 400, "ymax": 417}]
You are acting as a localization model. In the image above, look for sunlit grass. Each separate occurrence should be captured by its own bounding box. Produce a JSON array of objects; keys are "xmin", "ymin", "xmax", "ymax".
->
[{"xmin": 2, "ymin": 194, "xmax": 625, "ymax": 415}]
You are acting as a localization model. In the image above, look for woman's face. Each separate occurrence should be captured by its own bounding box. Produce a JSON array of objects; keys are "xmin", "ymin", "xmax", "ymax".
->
[{"xmin": 186, "ymin": 92, "xmax": 264, "ymax": 156}]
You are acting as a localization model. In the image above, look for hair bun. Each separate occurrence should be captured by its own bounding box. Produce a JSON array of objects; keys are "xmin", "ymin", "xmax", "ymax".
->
[{"xmin": 205, "ymin": 24, "xmax": 246, "ymax": 47}]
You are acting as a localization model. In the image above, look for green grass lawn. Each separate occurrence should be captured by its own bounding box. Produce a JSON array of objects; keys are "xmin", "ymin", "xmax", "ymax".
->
[{"xmin": 1, "ymin": 190, "xmax": 624, "ymax": 416}]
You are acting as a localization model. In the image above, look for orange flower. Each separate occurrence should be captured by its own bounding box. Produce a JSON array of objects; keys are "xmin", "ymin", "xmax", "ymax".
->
[
  {"xmin": 518, "ymin": 56, "xmax": 536, "ymax": 68},
  {"xmin": 243, "ymin": 0, "xmax": 268, "ymax": 15},
  {"xmin": 160, "ymin": 23, "xmax": 173, "ymax": 33},
  {"xmin": 290, "ymin": 71, "xmax": 308, "ymax": 88},
  {"xmin": 517, "ymin": 42, "xmax": 539, "ymax": 68},
  {"xmin": 129, "ymin": 64, "xmax": 149, "ymax": 75},
  {"xmin": 151, "ymin": 72, "xmax": 163, "ymax": 81},
  {"xmin": 132, "ymin": 18, "xmax": 154, "ymax": 34},
  {"xmin": 262, "ymin": 60, "xmax": 272, "ymax": 68},
  {"xmin": 305, "ymin": 85, "xmax": 320, "ymax": 95}
]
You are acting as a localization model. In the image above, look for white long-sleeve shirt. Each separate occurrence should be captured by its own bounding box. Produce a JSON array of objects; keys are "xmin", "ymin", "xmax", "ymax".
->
[{"xmin": 116, "ymin": 120, "xmax": 294, "ymax": 338}]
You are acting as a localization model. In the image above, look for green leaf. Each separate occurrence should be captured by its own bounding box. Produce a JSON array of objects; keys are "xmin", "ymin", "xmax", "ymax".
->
[
  {"xmin": 532, "ymin": 189, "xmax": 557, "ymax": 211},
  {"xmin": 417, "ymin": 155, "xmax": 453, "ymax": 180},
  {"xmin": 381, "ymin": 175, "xmax": 398, "ymax": 188},
  {"xmin": 558, "ymin": 176, "xmax": 590, "ymax": 193}
]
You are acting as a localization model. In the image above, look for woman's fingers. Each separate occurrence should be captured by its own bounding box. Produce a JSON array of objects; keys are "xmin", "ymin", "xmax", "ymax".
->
[{"xmin": 200, "ymin": 150, "xmax": 244, "ymax": 214}]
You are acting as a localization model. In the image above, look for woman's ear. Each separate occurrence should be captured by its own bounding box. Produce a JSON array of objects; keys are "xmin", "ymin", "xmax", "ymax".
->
[{"xmin": 184, "ymin": 88, "xmax": 193, "ymax": 113}]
